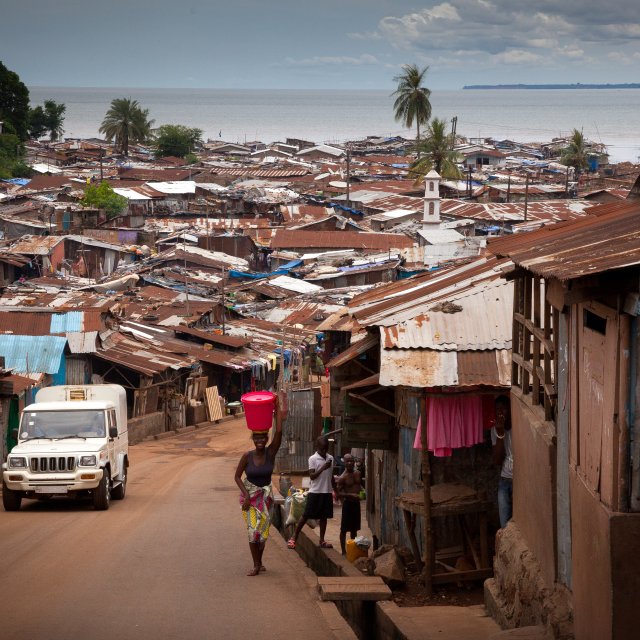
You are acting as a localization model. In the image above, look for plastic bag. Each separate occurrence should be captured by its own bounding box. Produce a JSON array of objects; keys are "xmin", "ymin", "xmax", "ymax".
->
[{"xmin": 285, "ymin": 489, "xmax": 307, "ymax": 525}]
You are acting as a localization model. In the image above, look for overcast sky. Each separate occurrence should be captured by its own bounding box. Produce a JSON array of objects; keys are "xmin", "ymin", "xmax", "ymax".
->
[{"xmin": 2, "ymin": 0, "xmax": 639, "ymax": 90}]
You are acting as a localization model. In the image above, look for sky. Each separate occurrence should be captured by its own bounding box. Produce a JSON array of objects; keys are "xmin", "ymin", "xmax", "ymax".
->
[{"xmin": 1, "ymin": 0, "xmax": 639, "ymax": 90}]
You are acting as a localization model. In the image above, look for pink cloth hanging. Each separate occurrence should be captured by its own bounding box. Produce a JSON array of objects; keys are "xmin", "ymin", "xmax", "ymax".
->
[{"xmin": 413, "ymin": 395, "xmax": 484, "ymax": 457}]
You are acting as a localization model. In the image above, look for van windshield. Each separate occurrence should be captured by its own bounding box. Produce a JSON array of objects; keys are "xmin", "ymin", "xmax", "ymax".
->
[{"xmin": 20, "ymin": 410, "xmax": 106, "ymax": 439}]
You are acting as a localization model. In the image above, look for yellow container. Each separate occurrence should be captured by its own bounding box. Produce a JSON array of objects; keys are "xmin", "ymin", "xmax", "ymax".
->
[{"xmin": 346, "ymin": 539, "xmax": 368, "ymax": 562}]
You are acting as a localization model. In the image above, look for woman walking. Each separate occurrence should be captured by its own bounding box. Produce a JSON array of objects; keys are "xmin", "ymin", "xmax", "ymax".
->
[{"xmin": 234, "ymin": 394, "xmax": 285, "ymax": 576}]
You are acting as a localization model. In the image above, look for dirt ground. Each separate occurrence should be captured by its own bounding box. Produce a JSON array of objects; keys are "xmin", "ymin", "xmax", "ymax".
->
[{"xmin": 393, "ymin": 569, "xmax": 485, "ymax": 608}]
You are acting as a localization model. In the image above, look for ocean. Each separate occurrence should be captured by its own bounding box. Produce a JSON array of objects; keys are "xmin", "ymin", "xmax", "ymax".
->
[{"xmin": 28, "ymin": 86, "xmax": 640, "ymax": 164}]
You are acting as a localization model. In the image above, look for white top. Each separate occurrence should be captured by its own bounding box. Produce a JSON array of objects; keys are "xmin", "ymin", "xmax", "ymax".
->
[
  {"xmin": 308, "ymin": 451, "xmax": 334, "ymax": 494},
  {"xmin": 491, "ymin": 428, "xmax": 513, "ymax": 479}
]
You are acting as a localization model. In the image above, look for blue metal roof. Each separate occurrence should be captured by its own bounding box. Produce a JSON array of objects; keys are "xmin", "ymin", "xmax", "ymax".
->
[
  {"xmin": 50, "ymin": 312, "xmax": 84, "ymax": 333},
  {"xmin": 0, "ymin": 335, "xmax": 66, "ymax": 374}
]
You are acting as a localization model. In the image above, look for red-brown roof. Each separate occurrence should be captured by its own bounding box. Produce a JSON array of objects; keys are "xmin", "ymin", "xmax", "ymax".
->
[
  {"xmin": 488, "ymin": 200, "xmax": 640, "ymax": 280},
  {"xmin": 271, "ymin": 230, "xmax": 414, "ymax": 251}
]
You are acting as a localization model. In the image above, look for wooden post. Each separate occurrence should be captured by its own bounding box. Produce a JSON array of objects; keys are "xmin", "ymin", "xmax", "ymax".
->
[{"xmin": 420, "ymin": 392, "xmax": 433, "ymax": 595}]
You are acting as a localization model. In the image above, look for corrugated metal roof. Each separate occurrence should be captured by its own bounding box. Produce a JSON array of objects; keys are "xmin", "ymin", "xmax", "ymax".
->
[
  {"xmin": 10, "ymin": 235, "xmax": 65, "ymax": 255},
  {"xmin": 379, "ymin": 349, "xmax": 511, "ymax": 388},
  {"xmin": 0, "ymin": 335, "xmax": 66, "ymax": 374},
  {"xmin": 271, "ymin": 230, "xmax": 414, "ymax": 251},
  {"xmin": 441, "ymin": 198, "xmax": 594, "ymax": 223},
  {"xmin": 66, "ymin": 331, "xmax": 98, "ymax": 353},
  {"xmin": 351, "ymin": 256, "xmax": 512, "ymax": 327},
  {"xmin": 488, "ymin": 200, "xmax": 640, "ymax": 280},
  {"xmin": 326, "ymin": 333, "xmax": 378, "ymax": 368},
  {"xmin": 50, "ymin": 311, "xmax": 83, "ymax": 333},
  {"xmin": 378, "ymin": 278, "xmax": 513, "ymax": 351},
  {"xmin": 173, "ymin": 326, "xmax": 249, "ymax": 348}
]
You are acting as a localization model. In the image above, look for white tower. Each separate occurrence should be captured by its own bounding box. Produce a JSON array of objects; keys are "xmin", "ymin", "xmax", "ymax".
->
[{"xmin": 422, "ymin": 169, "xmax": 441, "ymax": 230}]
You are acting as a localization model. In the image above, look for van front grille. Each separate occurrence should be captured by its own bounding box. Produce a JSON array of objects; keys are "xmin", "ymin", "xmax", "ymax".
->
[{"xmin": 30, "ymin": 457, "xmax": 76, "ymax": 473}]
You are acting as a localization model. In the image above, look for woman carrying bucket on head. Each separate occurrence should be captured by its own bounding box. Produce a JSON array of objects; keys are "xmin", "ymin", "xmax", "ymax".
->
[{"xmin": 234, "ymin": 390, "xmax": 286, "ymax": 576}]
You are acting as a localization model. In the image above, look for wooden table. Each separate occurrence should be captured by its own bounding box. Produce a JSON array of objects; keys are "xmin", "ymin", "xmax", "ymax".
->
[{"xmin": 395, "ymin": 483, "xmax": 493, "ymax": 585}]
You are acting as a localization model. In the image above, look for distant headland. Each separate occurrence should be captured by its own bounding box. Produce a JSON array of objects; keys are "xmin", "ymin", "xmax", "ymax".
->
[{"xmin": 463, "ymin": 83, "xmax": 640, "ymax": 90}]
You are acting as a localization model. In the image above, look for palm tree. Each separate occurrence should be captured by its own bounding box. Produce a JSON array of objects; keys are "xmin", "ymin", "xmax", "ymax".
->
[
  {"xmin": 392, "ymin": 64, "xmax": 432, "ymax": 158},
  {"xmin": 99, "ymin": 98, "xmax": 154, "ymax": 156},
  {"xmin": 43, "ymin": 100, "xmax": 66, "ymax": 142},
  {"xmin": 409, "ymin": 117, "xmax": 462, "ymax": 181},
  {"xmin": 561, "ymin": 128, "xmax": 589, "ymax": 174}
]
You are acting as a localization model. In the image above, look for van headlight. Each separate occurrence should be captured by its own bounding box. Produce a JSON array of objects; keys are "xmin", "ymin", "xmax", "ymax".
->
[
  {"xmin": 9, "ymin": 457, "xmax": 27, "ymax": 468},
  {"xmin": 79, "ymin": 455, "xmax": 97, "ymax": 467}
]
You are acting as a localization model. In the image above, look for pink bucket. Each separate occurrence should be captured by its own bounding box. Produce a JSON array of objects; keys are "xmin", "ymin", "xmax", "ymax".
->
[{"xmin": 241, "ymin": 391, "xmax": 276, "ymax": 431}]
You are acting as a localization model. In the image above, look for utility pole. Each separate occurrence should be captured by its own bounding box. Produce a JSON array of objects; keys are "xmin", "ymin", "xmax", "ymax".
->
[
  {"xmin": 99, "ymin": 148, "xmax": 104, "ymax": 181},
  {"xmin": 506, "ymin": 175, "xmax": 511, "ymax": 203},
  {"xmin": 346, "ymin": 145, "xmax": 351, "ymax": 208},
  {"xmin": 524, "ymin": 174, "xmax": 529, "ymax": 222},
  {"xmin": 183, "ymin": 235, "xmax": 190, "ymax": 319},
  {"xmin": 565, "ymin": 166, "xmax": 570, "ymax": 198},
  {"xmin": 221, "ymin": 266, "xmax": 226, "ymax": 335},
  {"xmin": 450, "ymin": 116, "xmax": 457, "ymax": 150}
]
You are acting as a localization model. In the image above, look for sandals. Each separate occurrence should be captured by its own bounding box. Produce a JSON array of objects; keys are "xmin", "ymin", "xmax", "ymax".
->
[
  {"xmin": 287, "ymin": 538, "xmax": 296, "ymax": 549},
  {"xmin": 319, "ymin": 541, "xmax": 333, "ymax": 549}
]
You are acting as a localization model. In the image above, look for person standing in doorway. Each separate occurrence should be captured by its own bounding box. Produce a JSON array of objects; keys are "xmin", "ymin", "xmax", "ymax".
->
[
  {"xmin": 336, "ymin": 453, "xmax": 363, "ymax": 555},
  {"xmin": 288, "ymin": 436, "xmax": 335, "ymax": 549},
  {"xmin": 491, "ymin": 395, "xmax": 513, "ymax": 528}
]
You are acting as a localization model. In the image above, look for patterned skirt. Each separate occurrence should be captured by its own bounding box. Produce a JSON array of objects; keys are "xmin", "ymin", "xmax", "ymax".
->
[{"xmin": 240, "ymin": 478, "xmax": 274, "ymax": 544}]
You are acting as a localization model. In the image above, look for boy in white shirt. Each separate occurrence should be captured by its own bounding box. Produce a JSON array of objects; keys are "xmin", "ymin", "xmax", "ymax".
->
[{"xmin": 288, "ymin": 436, "xmax": 335, "ymax": 549}]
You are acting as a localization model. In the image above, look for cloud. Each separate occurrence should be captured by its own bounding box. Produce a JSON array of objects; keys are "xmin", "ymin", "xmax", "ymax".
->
[
  {"xmin": 347, "ymin": 31, "xmax": 382, "ymax": 41},
  {"xmin": 281, "ymin": 54, "xmax": 380, "ymax": 67},
  {"xmin": 374, "ymin": 0, "xmax": 640, "ymax": 70}
]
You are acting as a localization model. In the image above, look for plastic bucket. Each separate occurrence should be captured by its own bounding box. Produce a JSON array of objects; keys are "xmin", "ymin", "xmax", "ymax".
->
[
  {"xmin": 241, "ymin": 391, "xmax": 276, "ymax": 431},
  {"xmin": 346, "ymin": 539, "xmax": 368, "ymax": 563}
]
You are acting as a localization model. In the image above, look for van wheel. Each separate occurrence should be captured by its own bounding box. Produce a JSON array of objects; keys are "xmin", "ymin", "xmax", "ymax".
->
[
  {"xmin": 93, "ymin": 469, "xmax": 111, "ymax": 510},
  {"xmin": 2, "ymin": 482, "xmax": 22, "ymax": 511},
  {"xmin": 111, "ymin": 463, "xmax": 127, "ymax": 500}
]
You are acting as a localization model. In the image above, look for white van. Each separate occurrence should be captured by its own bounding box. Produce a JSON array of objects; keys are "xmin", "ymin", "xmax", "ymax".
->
[{"xmin": 2, "ymin": 384, "xmax": 129, "ymax": 511}]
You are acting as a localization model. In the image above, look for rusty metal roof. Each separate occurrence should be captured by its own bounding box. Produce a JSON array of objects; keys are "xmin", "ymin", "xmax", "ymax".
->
[
  {"xmin": 488, "ymin": 200, "xmax": 640, "ymax": 280},
  {"xmin": 441, "ymin": 198, "xmax": 595, "ymax": 223},
  {"xmin": 173, "ymin": 325, "xmax": 250, "ymax": 348},
  {"xmin": 379, "ymin": 348, "xmax": 511, "ymax": 388},
  {"xmin": 0, "ymin": 310, "xmax": 104, "ymax": 335},
  {"xmin": 271, "ymin": 230, "xmax": 414, "ymax": 251},
  {"xmin": 378, "ymin": 277, "xmax": 513, "ymax": 351},
  {"xmin": 326, "ymin": 333, "xmax": 378, "ymax": 368},
  {"xmin": 97, "ymin": 331, "xmax": 193, "ymax": 376},
  {"xmin": 351, "ymin": 256, "xmax": 512, "ymax": 329},
  {"xmin": 10, "ymin": 235, "xmax": 65, "ymax": 255}
]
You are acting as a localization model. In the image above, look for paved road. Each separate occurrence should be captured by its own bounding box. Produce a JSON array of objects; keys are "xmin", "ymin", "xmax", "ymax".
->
[{"xmin": 0, "ymin": 419, "xmax": 334, "ymax": 640}]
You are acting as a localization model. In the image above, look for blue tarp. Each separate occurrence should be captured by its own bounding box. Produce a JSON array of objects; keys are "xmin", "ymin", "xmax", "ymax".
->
[
  {"xmin": 1, "ymin": 178, "xmax": 30, "ymax": 186},
  {"xmin": 228, "ymin": 259, "xmax": 303, "ymax": 280},
  {"xmin": 328, "ymin": 202, "xmax": 364, "ymax": 215}
]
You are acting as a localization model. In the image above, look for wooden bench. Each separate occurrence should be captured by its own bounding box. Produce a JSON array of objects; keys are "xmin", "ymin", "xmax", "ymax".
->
[{"xmin": 317, "ymin": 576, "xmax": 392, "ymax": 602}]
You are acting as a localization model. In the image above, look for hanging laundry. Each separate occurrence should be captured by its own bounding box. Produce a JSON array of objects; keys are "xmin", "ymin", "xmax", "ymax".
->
[{"xmin": 413, "ymin": 395, "xmax": 485, "ymax": 457}]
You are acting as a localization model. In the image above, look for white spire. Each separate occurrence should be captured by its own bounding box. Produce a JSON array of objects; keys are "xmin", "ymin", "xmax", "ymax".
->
[{"xmin": 423, "ymin": 169, "xmax": 441, "ymax": 229}]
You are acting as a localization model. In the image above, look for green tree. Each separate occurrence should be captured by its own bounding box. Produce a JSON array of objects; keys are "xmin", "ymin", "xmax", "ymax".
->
[
  {"xmin": 28, "ymin": 100, "xmax": 65, "ymax": 140},
  {"xmin": 0, "ymin": 61, "xmax": 30, "ymax": 140},
  {"xmin": 153, "ymin": 124, "xmax": 203, "ymax": 158},
  {"xmin": 28, "ymin": 105, "xmax": 48, "ymax": 139},
  {"xmin": 392, "ymin": 64, "xmax": 432, "ymax": 159},
  {"xmin": 43, "ymin": 100, "xmax": 66, "ymax": 141},
  {"xmin": 409, "ymin": 118, "xmax": 462, "ymax": 181},
  {"xmin": 99, "ymin": 98, "xmax": 154, "ymax": 156},
  {"xmin": 561, "ymin": 128, "xmax": 590, "ymax": 174},
  {"xmin": 80, "ymin": 181, "xmax": 128, "ymax": 219},
  {"xmin": 0, "ymin": 131, "xmax": 22, "ymax": 179}
]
